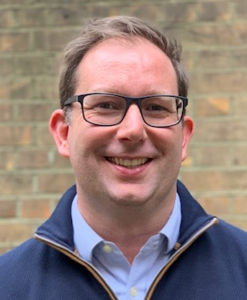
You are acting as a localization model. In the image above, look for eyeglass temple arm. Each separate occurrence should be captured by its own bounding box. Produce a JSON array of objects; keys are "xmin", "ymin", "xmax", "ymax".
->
[{"xmin": 64, "ymin": 96, "xmax": 79, "ymax": 106}]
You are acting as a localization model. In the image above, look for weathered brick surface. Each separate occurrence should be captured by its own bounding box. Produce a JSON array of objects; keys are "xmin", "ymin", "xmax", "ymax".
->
[
  {"xmin": 0, "ymin": 223, "xmax": 34, "ymax": 243},
  {"xmin": 0, "ymin": 126, "xmax": 32, "ymax": 146},
  {"xmin": 234, "ymin": 196, "xmax": 247, "ymax": 215},
  {"xmin": 0, "ymin": 201, "xmax": 16, "ymax": 218},
  {"xmin": 16, "ymin": 103, "xmax": 53, "ymax": 122},
  {"xmin": 0, "ymin": 175, "xmax": 33, "ymax": 195},
  {"xmin": 198, "ymin": 2, "xmax": 231, "ymax": 21},
  {"xmin": 0, "ymin": 104, "xmax": 13, "ymax": 121},
  {"xmin": 14, "ymin": 55, "xmax": 57, "ymax": 76},
  {"xmin": 38, "ymin": 173, "xmax": 75, "ymax": 193},
  {"xmin": 21, "ymin": 199, "xmax": 51, "ymax": 218},
  {"xmin": 17, "ymin": 151, "xmax": 49, "ymax": 168},
  {"xmin": 0, "ymin": 151, "xmax": 16, "ymax": 170},
  {"xmin": 198, "ymin": 196, "xmax": 230, "ymax": 215},
  {"xmin": 181, "ymin": 170, "xmax": 247, "ymax": 193},
  {"xmin": 1, "ymin": 0, "xmax": 247, "ymax": 254},
  {"xmin": 0, "ymin": 77, "xmax": 32, "ymax": 99},
  {"xmin": 0, "ymin": 33, "xmax": 30, "ymax": 52}
]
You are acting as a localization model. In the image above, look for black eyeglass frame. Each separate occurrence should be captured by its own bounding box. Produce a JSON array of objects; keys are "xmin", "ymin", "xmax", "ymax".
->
[{"xmin": 64, "ymin": 92, "xmax": 188, "ymax": 128}]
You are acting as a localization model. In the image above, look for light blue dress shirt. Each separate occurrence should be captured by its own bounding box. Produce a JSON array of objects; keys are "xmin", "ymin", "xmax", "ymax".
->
[{"xmin": 71, "ymin": 194, "xmax": 181, "ymax": 300}]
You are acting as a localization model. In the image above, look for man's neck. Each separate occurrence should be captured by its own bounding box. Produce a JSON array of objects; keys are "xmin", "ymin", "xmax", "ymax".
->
[{"xmin": 77, "ymin": 198, "xmax": 175, "ymax": 264}]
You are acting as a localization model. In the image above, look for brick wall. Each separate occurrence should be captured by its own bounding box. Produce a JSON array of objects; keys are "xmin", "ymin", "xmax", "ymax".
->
[{"xmin": 0, "ymin": 0, "xmax": 247, "ymax": 254}]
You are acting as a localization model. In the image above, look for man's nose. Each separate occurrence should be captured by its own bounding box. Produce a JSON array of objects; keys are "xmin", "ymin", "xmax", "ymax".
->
[{"xmin": 115, "ymin": 104, "xmax": 148, "ymax": 142}]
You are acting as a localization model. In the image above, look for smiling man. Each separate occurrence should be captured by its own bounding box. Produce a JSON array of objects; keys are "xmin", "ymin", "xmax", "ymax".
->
[{"xmin": 1, "ymin": 16, "xmax": 247, "ymax": 300}]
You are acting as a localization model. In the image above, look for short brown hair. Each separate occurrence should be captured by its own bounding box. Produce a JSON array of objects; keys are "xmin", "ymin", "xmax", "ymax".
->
[{"xmin": 59, "ymin": 16, "xmax": 188, "ymax": 109}]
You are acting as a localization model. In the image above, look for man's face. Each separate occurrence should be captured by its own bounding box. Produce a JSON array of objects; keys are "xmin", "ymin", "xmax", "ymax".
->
[{"xmin": 52, "ymin": 37, "xmax": 193, "ymax": 214}]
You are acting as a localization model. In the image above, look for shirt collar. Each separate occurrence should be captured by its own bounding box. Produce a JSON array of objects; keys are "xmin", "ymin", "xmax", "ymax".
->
[
  {"xmin": 160, "ymin": 193, "xmax": 181, "ymax": 253},
  {"xmin": 72, "ymin": 193, "xmax": 181, "ymax": 260},
  {"xmin": 71, "ymin": 196, "xmax": 103, "ymax": 263}
]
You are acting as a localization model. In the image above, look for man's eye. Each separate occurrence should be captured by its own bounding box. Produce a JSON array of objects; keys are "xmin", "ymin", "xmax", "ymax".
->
[
  {"xmin": 147, "ymin": 105, "xmax": 165, "ymax": 111},
  {"xmin": 94, "ymin": 102, "xmax": 120, "ymax": 110},
  {"xmin": 145, "ymin": 104, "xmax": 170, "ymax": 112},
  {"xmin": 98, "ymin": 102, "xmax": 114, "ymax": 109}
]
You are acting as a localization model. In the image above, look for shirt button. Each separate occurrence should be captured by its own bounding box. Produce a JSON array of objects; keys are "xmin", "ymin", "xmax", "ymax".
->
[
  {"xmin": 102, "ymin": 244, "xmax": 112, "ymax": 253},
  {"xmin": 130, "ymin": 287, "xmax": 138, "ymax": 297}
]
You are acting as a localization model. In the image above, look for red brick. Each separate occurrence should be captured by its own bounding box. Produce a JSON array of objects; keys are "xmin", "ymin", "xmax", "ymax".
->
[
  {"xmin": 0, "ymin": 223, "xmax": 34, "ymax": 243},
  {"xmin": 234, "ymin": 96, "xmax": 247, "ymax": 116},
  {"xmin": 21, "ymin": 200, "xmax": 51, "ymax": 218},
  {"xmin": 235, "ymin": 2, "xmax": 247, "ymax": 19},
  {"xmin": 33, "ymin": 30, "xmax": 79, "ymax": 51},
  {"xmin": 190, "ymin": 72, "xmax": 247, "ymax": 94},
  {"xmin": 193, "ymin": 120, "xmax": 247, "ymax": 142},
  {"xmin": 0, "ymin": 57, "xmax": 15, "ymax": 76},
  {"xmin": 232, "ymin": 145, "xmax": 247, "ymax": 166},
  {"xmin": 0, "ymin": 201, "xmax": 16, "ymax": 218},
  {"xmin": 14, "ymin": 55, "xmax": 57, "ymax": 76},
  {"xmin": 50, "ymin": 6, "xmax": 91, "ymax": 26},
  {"xmin": 0, "ymin": 9, "xmax": 15, "ymax": 28},
  {"xmin": 195, "ymin": 96, "xmax": 230, "ymax": 117},
  {"xmin": 16, "ymin": 8, "xmax": 49, "ymax": 27},
  {"xmin": 0, "ymin": 0, "xmax": 29, "ymax": 3},
  {"xmin": 168, "ymin": 24, "xmax": 247, "ymax": 46},
  {"xmin": 0, "ymin": 175, "xmax": 32, "ymax": 195},
  {"xmin": 0, "ymin": 77, "xmax": 32, "ymax": 100},
  {"xmin": 128, "ymin": 4, "xmax": 160, "ymax": 21},
  {"xmin": 0, "ymin": 126, "xmax": 32, "ymax": 146},
  {"xmin": 16, "ymin": 103, "xmax": 53, "ymax": 122},
  {"xmin": 198, "ymin": 2, "xmax": 231, "ymax": 21},
  {"xmin": 181, "ymin": 170, "xmax": 247, "ymax": 193},
  {"xmin": 192, "ymin": 145, "xmax": 230, "ymax": 166},
  {"xmin": 0, "ymin": 33, "xmax": 30, "ymax": 52},
  {"xmin": 0, "ymin": 104, "xmax": 13, "ymax": 121},
  {"xmin": 233, "ymin": 197, "xmax": 247, "ymax": 215},
  {"xmin": 182, "ymin": 50, "xmax": 198, "ymax": 71},
  {"xmin": 38, "ymin": 173, "xmax": 75, "ymax": 193},
  {"xmin": 33, "ymin": 77, "xmax": 58, "ymax": 100},
  {"xmin": 195, "ymin": 49, "xmax": 231, "ymax": 70},
  {"xmin": 0, "ymin": 151, "xmax": 16, "ymax": 170},
  {"xmin": 232, "ymin": 49, "xmax": 247, "ymax": 67},
  {"xmin": 199, "ymin": 196, "xmax": 230, "ymax": 215},
  {"xmin": 17, "ymin": 151, "xmax": 49, "ymax": 168},
  {"xmin": 159, "ymin": 3, "xmax": 197, "ymax": 22}
]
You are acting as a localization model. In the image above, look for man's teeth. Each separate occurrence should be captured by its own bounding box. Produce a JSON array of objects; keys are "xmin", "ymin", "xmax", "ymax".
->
[{"xmin": 109, "ymin": 158, "xmax": 149, "ymax": 168}]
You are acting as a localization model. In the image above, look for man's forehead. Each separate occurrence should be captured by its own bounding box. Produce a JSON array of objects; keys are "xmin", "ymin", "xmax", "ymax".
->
[
  {"xmin": 78, "ymin": 36, "xmax": 171, "ymax": 72},
  {"xmin": 74, "ymin": 36, "xmax": 177, "ymax": 97}
]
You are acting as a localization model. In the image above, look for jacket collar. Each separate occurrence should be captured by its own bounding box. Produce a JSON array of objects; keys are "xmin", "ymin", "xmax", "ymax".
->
[
  {"xmin": 177, "ymin": 180, "xmax": 214, "ymax": 244},
  {"xmin": 35, "ymin": 181, "xmax": 214, "ymax": 250},
  {"xmin": 36, "ymin": 185, "xmax": 77, "ymax": 251}
]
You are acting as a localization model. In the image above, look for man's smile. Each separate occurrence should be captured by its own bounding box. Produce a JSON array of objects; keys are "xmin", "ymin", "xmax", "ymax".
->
[{"xmin": 107, "ymin": 157, "xmax": 151, "ymax": 168}]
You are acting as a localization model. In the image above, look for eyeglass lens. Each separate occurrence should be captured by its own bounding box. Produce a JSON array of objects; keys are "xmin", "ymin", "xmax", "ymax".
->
[{"xmin": 82, "ymin": 94, "xmax": 183, "ymax": 127}]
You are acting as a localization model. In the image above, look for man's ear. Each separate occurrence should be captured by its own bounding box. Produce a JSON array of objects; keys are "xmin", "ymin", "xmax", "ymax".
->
[
  {"xmin": 181, "ymin": 116, "xmax": 194, "ymax": 162},
  {"xmin": 49, "ymin": 109, "xmax": 70, "ymax": 158}
]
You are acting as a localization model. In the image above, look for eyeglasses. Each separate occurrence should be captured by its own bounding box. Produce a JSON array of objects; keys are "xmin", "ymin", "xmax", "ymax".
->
[{"xmin": 64, "ymin": 92, "xmax": 188, "ymax": 128}]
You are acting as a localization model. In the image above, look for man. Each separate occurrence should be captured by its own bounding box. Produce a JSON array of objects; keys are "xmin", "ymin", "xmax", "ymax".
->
[{"xmin": 1, "ymin": 16, "xmax": 247, "ymax": 300}]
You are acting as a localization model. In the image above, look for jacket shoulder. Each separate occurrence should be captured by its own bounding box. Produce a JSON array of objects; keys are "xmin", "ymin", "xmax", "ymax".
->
[{"xmin": 213, "ymin": 219, "xmax": 247, "ymax": 251}]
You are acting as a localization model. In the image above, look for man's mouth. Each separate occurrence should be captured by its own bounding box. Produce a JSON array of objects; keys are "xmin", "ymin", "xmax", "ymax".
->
[{"xmin": 107, "ymin": 157, "xmax": 150, "ymax": 169}]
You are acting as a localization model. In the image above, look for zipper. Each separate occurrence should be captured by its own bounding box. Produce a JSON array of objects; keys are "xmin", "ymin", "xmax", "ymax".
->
[
  {"xmin": 34, "ymin": 233, "xmax": 118, "ymax": 300},
  {"xmin": 144, "ymin": 217, "xmax": 219, "ymax": 300},
  {"xmin": 35, "ymin": 217, "xmax": 218, "ymax": 300}
]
